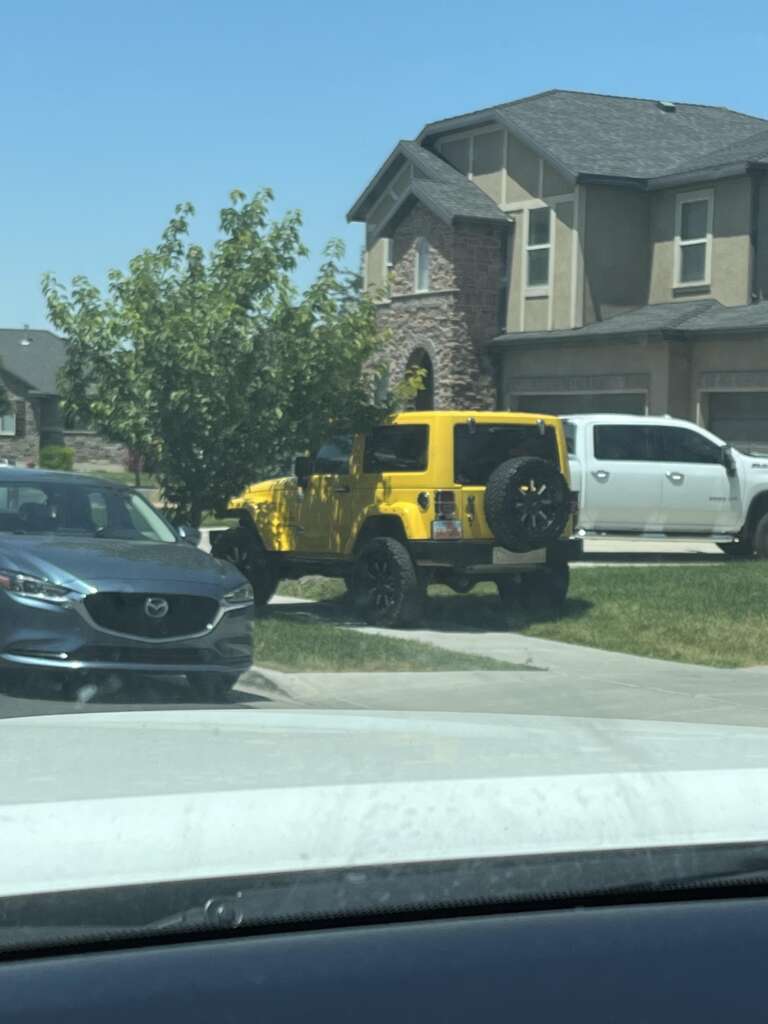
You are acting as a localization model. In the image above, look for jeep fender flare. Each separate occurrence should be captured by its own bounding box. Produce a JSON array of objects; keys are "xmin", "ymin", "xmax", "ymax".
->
[{"xmin": 347, "ymin": 504, "xmax": 424, "ymax": 556}]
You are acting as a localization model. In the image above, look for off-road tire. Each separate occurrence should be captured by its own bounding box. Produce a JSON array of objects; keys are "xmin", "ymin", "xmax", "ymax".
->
[
  {"xmin": 495, "ymin": 576, "xmax": 519, "ymax": 608},
  {"xmin": 352, "ymin": 537, "xmax": 424, "ymax": 628},
  {"xmin": 485, "ymin": 456, "xmax": 571, "ymax": 552},
  {"xmin": 519, "ymin": 563, "xmax": 570, "ymax": 617},
  {"xmin": 211, "ymin": 526, "xmax": 279, "ymax": 606}
]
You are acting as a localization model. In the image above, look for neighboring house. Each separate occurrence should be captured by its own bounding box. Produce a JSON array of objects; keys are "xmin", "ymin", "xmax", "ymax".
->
[
  {"xmin": 349, "ymin": 89, "xmax": 768, "ymax": 450},
  {"xmin": 0, "ymin": 328, "xmax": 125, "ymax": 466}
]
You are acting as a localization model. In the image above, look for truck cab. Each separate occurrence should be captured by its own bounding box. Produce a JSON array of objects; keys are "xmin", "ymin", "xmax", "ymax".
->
[{"xmin": 564, "ymin": 414, "xmax": 768, "ymax": 555}]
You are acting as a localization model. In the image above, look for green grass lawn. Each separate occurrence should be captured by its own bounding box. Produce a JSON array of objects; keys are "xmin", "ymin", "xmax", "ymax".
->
[
  {"xmin": 279, "ymin": 564, "xmax": 768, "ymax": 669},
  {"xmin": 252, "ymin": 610, "xmax": 528, "ymax": 673}
]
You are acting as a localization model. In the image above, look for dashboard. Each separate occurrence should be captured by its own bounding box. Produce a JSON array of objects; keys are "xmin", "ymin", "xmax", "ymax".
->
[{"xmin": 1, "ymin": 895, "xmax": 766, "ymax": 1021}]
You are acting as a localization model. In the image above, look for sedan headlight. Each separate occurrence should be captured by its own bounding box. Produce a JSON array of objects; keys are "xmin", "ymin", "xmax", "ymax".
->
[
  {"xmin": 222, "ymin": 582, "xmax": 254, "ymax": 605},
  {"xmin": 0, "ymin": 571, "xmax": 74, "ymax": 604}
]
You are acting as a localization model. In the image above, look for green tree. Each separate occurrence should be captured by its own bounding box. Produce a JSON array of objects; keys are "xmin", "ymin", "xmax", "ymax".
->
[{"xmin": 43, "ymin": 189, "xmax": 399, "ymax": 526}]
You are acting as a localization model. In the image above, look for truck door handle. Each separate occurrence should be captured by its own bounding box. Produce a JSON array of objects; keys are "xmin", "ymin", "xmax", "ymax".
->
[
  {"xmin": 592, "ymin": 470, "xmax": 610, "ymax": 482},
  {"xmin": 333, "ymin": 485, "xmax": 350, "ymax": 494},
  {"xmin": 666, "ymin": 471, "xmax": 685, "ymax": 484}
]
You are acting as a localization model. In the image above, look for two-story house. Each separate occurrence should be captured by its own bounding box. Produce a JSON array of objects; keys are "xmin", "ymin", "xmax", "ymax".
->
[{"xmin": 348, "ymin": 90, "xmax": 768, "ymax": 450}]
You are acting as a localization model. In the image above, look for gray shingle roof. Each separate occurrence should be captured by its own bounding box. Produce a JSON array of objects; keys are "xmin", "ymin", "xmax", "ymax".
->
[
  {"xmin": 683, "ymin": 299, "xmax": 768, "ymax": 333},
  {"xmin": 375, "ymin": 177, "xmax": 507, "ymax": 235},
  {"xmin": 422, "ymin": 89, "xmax": 768, "ymax": 181},
  {"xmin": 0, "ymin": 329, "xmax": 66, "ymax": 394},
  {"xmin": 348, "ymin": 139, "xmax": 509, "ymax": 224},
  {"xmin": 489, "ymin": 299, "xmax": 768, "ymax": 349},
  {"xmin": 656, "ymin": 127, "xmax": 768, "ymax": 180}
]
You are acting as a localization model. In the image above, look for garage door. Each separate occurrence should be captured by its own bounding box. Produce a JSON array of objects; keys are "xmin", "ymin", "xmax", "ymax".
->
[
  {"xmin": 708, "ymin": 392, "xmax": 768, "ymax": 451},
  {"xmin": 516, "ymin": 393, "xmax": 647, "ymax": 416}
]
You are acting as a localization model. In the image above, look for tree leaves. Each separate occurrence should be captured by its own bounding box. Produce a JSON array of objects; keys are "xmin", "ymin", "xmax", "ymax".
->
[{"xmin": 43, "ymin": 190, "xmax": 394, "ymax": 525}]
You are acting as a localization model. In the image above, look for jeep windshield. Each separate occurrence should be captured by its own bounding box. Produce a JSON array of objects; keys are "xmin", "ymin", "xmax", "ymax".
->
[
  {"xmin": 454, "ymin": 422, "xmax": 560, "ymax": 485},
  {"xmin": 0, "ymin": 479, "xmax": 177, "ymax": 542}
]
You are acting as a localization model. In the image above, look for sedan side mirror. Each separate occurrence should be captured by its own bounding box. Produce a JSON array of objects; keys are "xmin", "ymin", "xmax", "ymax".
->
[
  {"xmin": 721, "ymin": 445, "xmax": 737, "ymax": 477},
  {"xmin": 177, "ymin": 524, "xmax": 201, "ymax": 547},
  {"xmin": 294, "ymin": 456, "xmax": 313, "ymax": 489}
]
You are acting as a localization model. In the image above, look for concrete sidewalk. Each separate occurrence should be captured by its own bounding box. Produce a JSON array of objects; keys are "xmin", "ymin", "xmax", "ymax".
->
[{"xmin": 242, "ymin": 595, "xmax": 768, "ymax": 728}]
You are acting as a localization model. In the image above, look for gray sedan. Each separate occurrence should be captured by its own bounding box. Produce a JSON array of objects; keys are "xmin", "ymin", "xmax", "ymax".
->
[{"xmin": 0, "ymin": 470, "xmax": 255, "ymax": 701}]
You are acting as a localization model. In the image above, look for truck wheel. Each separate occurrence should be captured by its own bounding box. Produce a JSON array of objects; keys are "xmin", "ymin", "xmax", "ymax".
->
[
  {"xmin": 717, "ymin": 541, "xmax": 753, "ymax": 559},
  {"xmin": 485, "ymin": 456, "xmax": 571, "ymax": 553},
  {"xmin": 752, "ymin": 513, "xmax": 768, "ymax": 559},
  {"xmin": 211, "ymin": 527, "xmax": 278, "ymax": 605},
  {"xmin": 520, "ymin": 564, "xmax": 570, "ymax": 617},
  {"xmin": 352, "ymin": 537, "xmax": 424, "ymax": 627}
]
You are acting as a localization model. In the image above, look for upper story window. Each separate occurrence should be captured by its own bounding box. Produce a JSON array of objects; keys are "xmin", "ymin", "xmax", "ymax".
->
[
  {"xmin": 415, "ymin": 237, "xmax": 430, "ymax": 292},
  {"xmin": 674, "ymin": 190, "xmax": 713, "ymax": 287},
  {"xmin": 385, "ymin": 237, "xmax": 394, "ymax": 270},
  {"xmin": 525, "ymin": 207, "xmax": 551, "ymax": 293}
]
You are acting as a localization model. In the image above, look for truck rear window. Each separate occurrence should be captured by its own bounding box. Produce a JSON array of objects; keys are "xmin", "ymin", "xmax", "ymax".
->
[
  {"xmin": 454, "ymin": 423, "xmax": 559, "ymax": 486},
  {"xmin": 363, "ymin": 425, "xmax": 429, "ymax": 473}
]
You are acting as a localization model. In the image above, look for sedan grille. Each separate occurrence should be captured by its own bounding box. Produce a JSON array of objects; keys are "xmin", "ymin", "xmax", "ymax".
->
[{"xmin": 84, "ymin": 593, "xmax": 219, "ymax": 639}]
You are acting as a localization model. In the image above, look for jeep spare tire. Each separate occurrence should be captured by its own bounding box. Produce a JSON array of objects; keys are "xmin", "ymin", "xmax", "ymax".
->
[{"xmin": 484, "ymin": 456, "xmax": 570, "ymax": 552}]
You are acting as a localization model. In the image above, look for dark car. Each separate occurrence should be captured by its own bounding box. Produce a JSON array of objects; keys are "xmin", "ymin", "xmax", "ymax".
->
[{"xmin": 0, "ymin": 469, "xmax": 255, "ymax": 701}]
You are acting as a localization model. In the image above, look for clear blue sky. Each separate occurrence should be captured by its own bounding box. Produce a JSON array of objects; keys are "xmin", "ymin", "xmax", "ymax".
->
[{"xmin": 2, "ymin": 0, "xmax": 766, "ymax": 329}]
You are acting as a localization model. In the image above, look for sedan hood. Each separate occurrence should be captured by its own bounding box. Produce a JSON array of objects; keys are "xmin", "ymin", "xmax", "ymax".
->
[
  {"xmin": 3, "ymin": 709, "xmax": 768, "ymax": 898},
  {"xmin": 0, "ymin": 535, "xmax": 243, "ymax": 590}
]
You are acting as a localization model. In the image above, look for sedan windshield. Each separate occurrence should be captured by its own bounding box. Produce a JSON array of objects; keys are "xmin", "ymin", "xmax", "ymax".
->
[{"xmin": 0, "ymin": 479, "xmax": 177, "ymax": 542}]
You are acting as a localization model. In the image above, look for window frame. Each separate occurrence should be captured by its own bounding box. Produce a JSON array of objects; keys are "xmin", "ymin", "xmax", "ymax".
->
[
  {"xmin": 414, "ymin": 237, "xmax": 430, "ymax": 293},
  {"xmin": 524, "ymin": 206, "xmax": 552, "ymax": 296},
  {"xmin": 363, "ymin": 425, "xmax": 430, "ymax": 475},
  {"xmin": 592, "ymin": 424, "xmax": 656, "ymax": 462},
  {"xmin": 0, "ymin": 409, "xmax": 16, "ymax": 436},
  {"xmin": 674, "ymin": 189, "xmax": 714, "ymax": 289}
]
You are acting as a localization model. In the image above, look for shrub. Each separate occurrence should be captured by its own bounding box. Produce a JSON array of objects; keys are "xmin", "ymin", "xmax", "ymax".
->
[{"xmin": 39, "ymin": 445, "xmax": 75, "ymax": 471}]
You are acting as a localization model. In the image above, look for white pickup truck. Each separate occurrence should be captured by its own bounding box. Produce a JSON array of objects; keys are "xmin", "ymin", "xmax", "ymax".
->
[{"xmin": 563, "ymin": 414, "xmax": 768, "ymax": 557}]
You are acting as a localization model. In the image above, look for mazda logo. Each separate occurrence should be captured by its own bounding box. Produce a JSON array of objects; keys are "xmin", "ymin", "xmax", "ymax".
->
[{"xmin": 144, "ymin": 596, "xmax": 170, "ymax": 619}]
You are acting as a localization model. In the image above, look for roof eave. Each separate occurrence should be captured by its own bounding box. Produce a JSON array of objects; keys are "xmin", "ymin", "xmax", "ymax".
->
[
  {"xmin": 648, "ymin": 161, "xmax": 753, "ymax": 191},
  {"xmin": 346, "ymin": 142, "xmax": 409, "ymax": 223}
]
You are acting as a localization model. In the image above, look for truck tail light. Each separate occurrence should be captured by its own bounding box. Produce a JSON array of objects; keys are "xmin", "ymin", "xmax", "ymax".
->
[{"xmin": 569, "ymin": 490, "xmax": 580, "ymax": 527}]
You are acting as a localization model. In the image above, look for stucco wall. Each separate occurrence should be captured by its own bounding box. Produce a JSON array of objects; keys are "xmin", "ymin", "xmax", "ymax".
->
[
  {"xmin": 649, "ymin": 177, "xmax": 751, "ymax": 307},
  {"xmin": 583, "ymin": 186, "xmax": 650, "ymax": 323},
  {"xmin": 552, "ymin": 201, "xmax": 574, "ymax": 329},
  {"xmin": 472, "ymin": 130, "xmax": 504, "ymax": 204},
  {"xmin": 755, "ymin": 176, "xmax": 768, "ymax": 301}
]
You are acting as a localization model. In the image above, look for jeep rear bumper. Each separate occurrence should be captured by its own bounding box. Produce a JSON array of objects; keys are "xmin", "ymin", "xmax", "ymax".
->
[{"xmin": 409, "ymin": 541, "xmax": 545, "ymax": 571}]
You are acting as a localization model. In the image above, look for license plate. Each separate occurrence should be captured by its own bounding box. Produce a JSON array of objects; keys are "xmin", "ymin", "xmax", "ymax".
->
[
  {"xmin": 493, "ymin": 547, "xmax": 545, "ymax": 565},
  {"xmin": 431, "ymin": 519, "xmax": 463, "ymax": 540}
]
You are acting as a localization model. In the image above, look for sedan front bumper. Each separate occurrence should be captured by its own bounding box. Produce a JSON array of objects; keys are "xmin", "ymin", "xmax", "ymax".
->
[{"xmin": 0, "ymin": 596, "xmax": 255, "ymax": 677}]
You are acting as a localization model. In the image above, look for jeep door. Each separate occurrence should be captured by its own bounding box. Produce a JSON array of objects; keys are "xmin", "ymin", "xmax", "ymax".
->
[{"xmin": 297, "ymin": 435, "xmax": 355, "ymax": 553}]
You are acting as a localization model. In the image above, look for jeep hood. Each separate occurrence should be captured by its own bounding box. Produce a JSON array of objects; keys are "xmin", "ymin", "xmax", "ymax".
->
[{"xmin": 3, "ymin": 709, "xmax": 768, "ymax": 898}]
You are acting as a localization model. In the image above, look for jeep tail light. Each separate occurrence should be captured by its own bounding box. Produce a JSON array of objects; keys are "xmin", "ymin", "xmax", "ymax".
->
[
  {"xmin": 434, "ymin": 490, "xmax": 457, "ymax": 519},
  {"xmin": 432, "ymin": 490, "xmax": 462, "ymax": 540}
]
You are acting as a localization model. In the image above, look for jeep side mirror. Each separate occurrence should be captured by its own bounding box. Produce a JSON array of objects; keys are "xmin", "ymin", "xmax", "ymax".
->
[
  {"xmin": 721, "ymin": 445, "xmax": 736, "ymax": 477},
  {"xmin": 294, "ymin": 456, "xmax": 313, "ymax": 488}
]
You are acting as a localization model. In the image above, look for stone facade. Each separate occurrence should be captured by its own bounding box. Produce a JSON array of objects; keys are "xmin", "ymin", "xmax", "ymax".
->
[
  {"xmin": 0, "ymin": 386, "xmax": 126, "ymax": 467},
  {"xmin": 376, "ymin": 205, "xmax": 501, "ymax": 409}
]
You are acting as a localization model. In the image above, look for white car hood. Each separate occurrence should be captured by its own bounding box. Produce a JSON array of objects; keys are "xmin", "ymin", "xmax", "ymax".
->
[{"xmin": 2, "ymin": 708, "xmax": 768, "ymax": 898}]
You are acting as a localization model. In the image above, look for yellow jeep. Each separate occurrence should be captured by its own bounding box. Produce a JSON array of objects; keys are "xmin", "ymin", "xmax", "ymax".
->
[{"xmin": 212, "ymin": 410, "xmax": 576, "ymax": 627}]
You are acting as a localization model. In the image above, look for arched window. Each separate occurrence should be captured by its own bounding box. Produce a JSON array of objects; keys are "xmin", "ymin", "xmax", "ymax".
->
[
  {"xmin": 415, "ymin": 237, "xmax": 430, "ymax": 293},
  {"xmin": 406, "ymin": 348, "xmax": 434, "ymax": 410}
]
